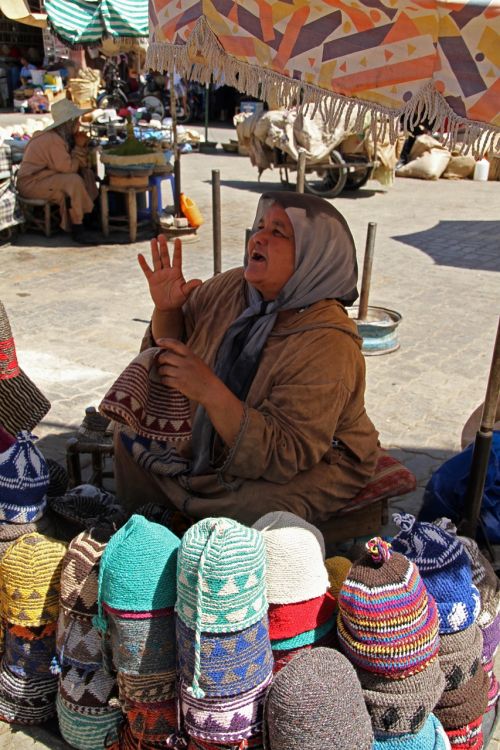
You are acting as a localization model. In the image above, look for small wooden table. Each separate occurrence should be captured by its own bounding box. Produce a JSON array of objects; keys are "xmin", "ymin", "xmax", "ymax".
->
[{"xmin": 100, "ymin": 184, "xmax": 159, "ymax": 243}]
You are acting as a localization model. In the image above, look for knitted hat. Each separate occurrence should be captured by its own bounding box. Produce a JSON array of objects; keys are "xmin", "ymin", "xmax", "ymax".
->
[
  {"xmin": 263, "ymin": 647, "xmax": 373, "ymax": 750},
  {"xmin": 372, "ymin": 713, "xmax": 450, "ymax": 750},
  {"xmin": 104, "ymin": 607, "xmax": 176, "ymax": 675},
  {"xmin": 48, "ymin": 484, "xmax": 127, "ymax": 541},
  {"xmin": 60, "ymin": 529, "xmax": 108, "ymax": 619},
  {"xmin": 358, "ymin": 657, "xmax": 446, "ymax": 735},
  {"xmin": 337, "ymin": 537, "xmax": 440, "ymax": 677},
  {"xmin": 60, "ymin": 663, "xmax": 117, "ymax": 709},
  {"xmin": 57, "ymin": 693, "xmax": 122, "ymax": 750},
  {"xmin": 0, "ymin": 657, "xmax": 58, "ymax": 724},
  {"xmin": 485, "ymin": 665, "xmax": 499, "ymax": 712},
  {"xmin": 481, "ymin": 612, "xmax": 500, "ymax": 663},
  {"xmin": 117, "ymin": 670, "xmax": 176, "ymax": 705},
  {"xmin": 56, "ymin": 611, "xmax": 103, "ymax": 671},
  {"xmin": 0, "ymin": 532, "xmax": 67, "ymax": 626},
  {"xmin": 135, "ymin": 501, "xmax": 193, "ymax": 538},
  {"xmin": 188, "ymin": 739, "xmax": 264, "ymax": 750},
  {"xmin": 272, "ymin": 625, "xmax": 338, "ymax": 675},
  {"xmin": 391, "ymin": 514, "xmax": 481, "ymax": 633},
  {"xmin": 4, "ymin": 622, "xmax": 56, "ymax": 678},
  {"xmin": 177, "ymin": 614, "xmax": 273, "ymax": 698},
  {"xmin": 325, "ymin": 555, "xmax": 352, "ymax": 599},
  {"xmin": 0, "ymin": 424, "xmax": 15, "ymax": 451},
  {"xmin": 177, "ymin": 518, "xmax": 267, "ymax": 698},
  {"xmin": 252, "ymin": 512, "xmax": 328, "ymax": 604},
  {"xmin": 434, "ymin": 665, "xmax": 489, "ymax": 730},
  {"xmin": 181, "ymin": 673, "xmax": 272, "ymax": 744},
  {"xmin": 99, "ymin": 347, "xmax": 192, "ymax": 442},
  {"xmin": 270, "ymin": 616, "xmax": 336, "ymax": 650},
  {"xmin": 0, "ymin": 301, "xmax": 51, "ymax": 436},
  {"xmin": 95, "ymin": 515, "xmax": 180, "ymax": 633},
  {"xmin": 439, "ymin": 623, "xmax": 482, "ymax": 691},
  {"xmin": 0, "ymin": 431, "xmax": 49, "ymax": 523},
  {"xmin": 45, "ymin": 458, "xmax": 69, "ymax": 498},
  {"xmin": 445, "ymin": 715, "xmax": 482, "ymax": 749},
  {"xmin": 0, "ymin": 513, "xmax": 54, "ymax": 560},
  {"xmin": 267, "ymin": 591, "xmax": 335, "ymax": 640},
  {"xmin": 125, "ymin": 699, "xmax": 178, "ymax": 743}
]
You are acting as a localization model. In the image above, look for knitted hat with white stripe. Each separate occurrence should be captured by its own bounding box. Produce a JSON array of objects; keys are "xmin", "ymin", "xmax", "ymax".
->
[{"xmin": 0, "ymin": 431, "xmax": 49, "ymax": 523}]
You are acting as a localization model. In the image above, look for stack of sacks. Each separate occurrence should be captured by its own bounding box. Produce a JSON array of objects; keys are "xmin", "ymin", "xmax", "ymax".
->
[
  {"xmin": 55, "ymin": 527, "xmax": 124, "ymax": 750},
  {"xmin": 47, "ymin": 484, "xmax": 127, "ymax": 542},
  {"xmin": 95, "ymin": 515, "xmax": 180, "ymax": 748},
  {"xmin": 0, "ymin": 532, "xmax": 66, "ymax": 723},
  {"xmin": 337, "ymin": 537, "xmax": 447, "ymax": 742},
  {"xmin": 252, "ymin": 512, "xmax": 335, "ymax": 673},
  {"xmin": 263, "ymin": 647, "xmax": 373, "ymax": 750},
  {"xmin": 177, "ymin": 517, "xmax": 272, "ymax": 749},
  {"xmin": 0, "ymin": 431, "xmax": 55, "ymax": 561},
  {"xmin": 392, "ymin": 515, "xmax": 488, "ymax": 749}
]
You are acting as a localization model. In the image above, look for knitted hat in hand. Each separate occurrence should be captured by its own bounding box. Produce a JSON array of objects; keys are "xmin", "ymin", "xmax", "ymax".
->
[
  {"xmin": 0, "ymin": 513, "xmax": 54, "ymax": 561},
  {"xmin": 337, "ymin": 537, "xmax": 440, "ymax": 677},
  {"xmin": 267, "ymin": 591, "xmax": 336, "ymax": 640},
  {"xmin": 439, "ymin": 623, "xmax": 482, "ymax": 691},
  {"xmin": 372, "ymin": 713, "xmax": 450, "ymax": 750},
  {"xmin": 263, "ymin": 647, "xmax": 373, "ymax": 750},
  {"xmin": 57, "ymin": 693, "xmax": 122, "ymax": 750},
  {"xmin": 177, "ymin": 614, "xmax": 273, "ymax": 698},
  {"xmin": 48, "ymin": 484, "xmax": 127, "ymax": 541},
  {"xmin": 0, "ymin": 431, "xmax": 49, "ymax": 523},
  {"xmin": 95, "ymin": 514, "xmax": 180, "ymax": 632},
  {"xmin": 99, "ymin": 347, "xmax": 192, "ymax": 442},
  {"xmin": 434, "ymin": 664, "xmax": 489, "ymax": 730},
  {"xmin": 445, "ymin": 715, "xmax": 483, "ymax": 749},
  {"xmin": 252, "ymin": 511, "xmax": 328, "ymax": 604},
  {"xmin": 4, "ymin": 622, "xmax": 56, "ymax": 678},
  {"xmin": 176, "ymin": 517, "xmax": 267, "ymax": 698},
  {"xmin": 391, "ymin": 514, "xmax": 481, "ymax": 633},
  {"xmin": 0, "ymin": 532, "xmax": 67, "ymax": 626},
  {"xmin": 104, "ymin": 606, "xmax": 176, "ymax": 675},
  {"xmin": 325, "ymin": 555, "xmax": 352, "ymax": 600},
  {"xmin": 0, "ymin": 657, "xmax": 58, "ymax": 724},
  {"xmin": 358, "ymin": 657, "xmax": 446, "ymax": 735}
]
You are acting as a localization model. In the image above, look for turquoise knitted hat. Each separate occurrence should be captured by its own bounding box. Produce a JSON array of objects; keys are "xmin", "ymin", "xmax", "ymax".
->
[
  {"xmin": 176, "ymin": 517, "xmax": 267, "ymax": 698},
  {"xmin": 94, "ymin": 514, "xmax": 179, "ymax": 633},
  {"xmin": 373, "ymin": 713, "xmax": 449, "ymax": 749}
]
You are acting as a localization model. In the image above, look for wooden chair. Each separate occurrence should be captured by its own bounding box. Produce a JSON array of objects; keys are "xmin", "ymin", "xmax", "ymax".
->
[{"xmin": 18, "ymin": 196, "xmax": 60, "ymax": 238}]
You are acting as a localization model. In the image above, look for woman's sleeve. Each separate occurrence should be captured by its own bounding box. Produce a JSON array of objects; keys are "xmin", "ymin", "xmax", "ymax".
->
[
  {"xmin": 45, "ymin": 136, "xmax": 85, "ymax": 173},
  {"xmin": 216, "ymin": 334, "xmax": 360, "ymax": 483}
]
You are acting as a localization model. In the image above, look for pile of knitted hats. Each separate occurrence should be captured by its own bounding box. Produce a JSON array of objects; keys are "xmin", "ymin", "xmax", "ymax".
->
[
  {"xmin": 337, "ymin": 535, "xmax": 449, "ymax": 748},
  {"xmin": 0, "ymin": 528, "xmax": 67, "ymax": 724},
  {"xmin": 55, "ymin": 526, "xmax": 125, "ymax": 750},
  {"xmin": 95, "ymin": 514, "xmax": 181, "ymax": 749},
  {"xmin": 252, "ymin": 512, "xmax": 335, "ymax": 673},
  {"xmin": 392, "ymin": 514, "xmax": 489, "ymax": 750},
  {"xmin": 47, "ymin": 484, "xmax": 127, "ymax": 543},
  {"xmin": 176, "ymin": 517, "xmax": 272, "ymax": 750}
]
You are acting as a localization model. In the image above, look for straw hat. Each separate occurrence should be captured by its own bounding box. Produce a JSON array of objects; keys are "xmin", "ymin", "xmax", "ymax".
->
[
  {"xmin": 43, "ymin": 99, "xmax": 93, "ymax": 132},
  {"xmin": 0, "ymin": 301, "xmax": 50, "ymax": 436}
]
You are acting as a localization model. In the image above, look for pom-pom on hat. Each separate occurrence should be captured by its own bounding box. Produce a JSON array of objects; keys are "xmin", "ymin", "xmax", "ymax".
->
[
  {"xmin": 0, "ymin": 431, "xmax": 49, "ymax": 523},
  {"xmin": 337, "ymin": 537, "xmax": 440, "ymax": 677},
  {"xmin": 263, "ymin": 647, "xmax": 373, "ymax": 750},
  {"xmin": 252, "ymin": 511, "xmax": 328, "ymax": 604},
  {"xmin": 391, "ymin": 514, "xmax": 481, "ymax": 633}
]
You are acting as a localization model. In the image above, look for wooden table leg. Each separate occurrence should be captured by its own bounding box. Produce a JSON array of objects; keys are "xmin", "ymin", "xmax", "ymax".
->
[
  {"xmin": 127, "ymin": 189, "xmax": 137, "ymax": 243},
  {"xmin": 101, "ymin": 187, "xmax": 109, "ymax": 238},
  {"xmin": 150, "ymin": 185, "xmax": 159, "ymax": 227}
]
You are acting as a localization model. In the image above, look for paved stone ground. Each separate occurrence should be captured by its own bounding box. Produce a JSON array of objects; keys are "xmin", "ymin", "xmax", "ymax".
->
[{"xmin": 0, "ymin": 123, "xmax": 499, "ymax": 747}]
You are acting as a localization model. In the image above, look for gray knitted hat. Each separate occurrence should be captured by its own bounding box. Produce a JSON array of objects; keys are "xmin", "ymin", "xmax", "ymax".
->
[
  {"xmin": 263, "ymin": 647, "xmax": 373, "ymax": 750},
  {"xmin": 439, "ymin": 622, "xmax": 482, "ymax": 691}
]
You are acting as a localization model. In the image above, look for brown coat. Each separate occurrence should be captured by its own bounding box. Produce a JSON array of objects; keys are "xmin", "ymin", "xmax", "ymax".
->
[{"xmin": 114, "ymin": 268, "xmax": 379, "ymax": 525}]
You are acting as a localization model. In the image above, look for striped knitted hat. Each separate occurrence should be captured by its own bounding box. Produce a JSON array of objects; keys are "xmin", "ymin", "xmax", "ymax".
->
[
  {"xmin": 177, "ymin": 614, "xmax": 273, "ymax": 698},
  {"xmin": 57, "ymin": 693, "xmax": 122, "ymax": 750},
  {"xmin": 439, "ymin": 623, "xmax": 482, "ymax": 691},
  {"xmin": 391, "ymin": 514, "xmax": 481, "ymax": 633},
  {"xmin": 48, "ymin": 484, "xmax": 127, "ymax": 541},
  {"xmin": 372, "ymin": 713, "xmax": 450, "ymax": 750},
  {"xmin": 337, "ymin": 537, "xmax": 440, "ymax": 677},
  {"xmin": 0, "ymin": 657, "xmax": 58, "ymax": 724},
  {"xmin": 0, "ymin": 532, "xmax": 67, "ymax": 626},
  {"xmin": 263, "ymin": 648, "xmax": 373, "ymax": 750},
  {"xmin": 177, "ymin": 518, "xmax": 267, "ymax": 699},
  {"xmin": 117, "ymin": 671, "xmax": 176, "ymax": 705},
  {"xmin": 45, "ymin": 458, "xmax": 69, "ymax": 499},
  {"xmin": 94, "ymin": 515, "xmax": 180, "ymax": 633},
  {"xmin": 0, "ymin": 431, "xmax": 49, "ymax": 523},
  {"xmin": 445, "ymin": 715, "xmax": 482, "ymax": 749},
  {"xmin": 104, "ymin": 606, "xmax": 176, "ymax": 675},
  {"xmin": 0, "ymin": 513, "xmax": 54, "ymax": 561},
  {"xmin": 270, "ymin": 616, "xmax": 336, "ymax": 651},
  {"xmin": 4, "ymin": 622, "xmax": 56, "ymax": 679},
  {"xmin": 272, "ymin": 625, "xmax": 338, "ymax": 675},
  {"xmin": 252, "ymin": 512, "xmax": 328, "ymax": 604},
  {"xmin": 358, "ymin": 657, "xmax": 446, "ymax": 735}
]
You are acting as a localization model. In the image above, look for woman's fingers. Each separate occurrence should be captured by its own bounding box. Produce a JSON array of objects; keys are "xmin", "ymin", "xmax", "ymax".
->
[
  {"xmin": 137, "ymin": 253, "xmax": 153, "ymax": 278},
  {"xmin": 172, "ymin": 238, "xmax": 182, "ymax": 270},
  {"xmin": 150, "ymin": 235, "xmax": 171, "ymax": 271}
]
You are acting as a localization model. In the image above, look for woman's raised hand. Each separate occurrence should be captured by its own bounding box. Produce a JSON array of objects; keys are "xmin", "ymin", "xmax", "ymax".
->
[{"xmin": 138, "ymin": 236, "xmax": 202, "ymax": 312}]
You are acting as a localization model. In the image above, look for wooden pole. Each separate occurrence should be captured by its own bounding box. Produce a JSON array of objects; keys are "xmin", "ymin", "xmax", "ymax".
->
[
  {"xmin": 212, "ymin": 169, "xmax": 222, "ymax": 275},
  {"xmin": 357, "ymin": 222, "xmax": 377, "ymax": 320},
  {"xmin": 170, "ymin": 74, "xmax": 181, "ymax": 217},
  {"xmin": 296, "ymin": 150, "xmax": 306, "ymax": 193}
]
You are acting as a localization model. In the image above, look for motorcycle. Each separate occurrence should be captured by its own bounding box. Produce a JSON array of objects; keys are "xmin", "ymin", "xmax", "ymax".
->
[{"xmin": 140, "ymin": 73, "xmax": 205, "ymax": 124}]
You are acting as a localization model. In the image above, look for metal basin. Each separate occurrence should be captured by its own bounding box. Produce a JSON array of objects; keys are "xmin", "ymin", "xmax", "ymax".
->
[{"xmin": 349, "ymin": 306, "xmax": 402, "ymax": 355}]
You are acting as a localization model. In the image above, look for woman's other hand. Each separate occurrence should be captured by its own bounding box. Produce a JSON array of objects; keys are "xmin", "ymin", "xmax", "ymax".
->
[
  {"xmin": 138, "ymin": 236, "xmax": 202, "ymax": 312},
  {"xmin": 74, "ymin": 130, "xmax": 89, "ymax": 148},
  {"xmin": 156, "ymin": 339, "xmax": 217, "ymax": 404}
]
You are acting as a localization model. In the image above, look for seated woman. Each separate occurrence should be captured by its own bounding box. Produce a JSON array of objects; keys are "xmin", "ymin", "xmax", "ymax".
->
[
  {"xmin": 16, "ymin": 99, "xmax": 98, "ymax": 244},
  {"xmin": 113, "ymin": 192, "xmax": 379, "ymax": 525}
]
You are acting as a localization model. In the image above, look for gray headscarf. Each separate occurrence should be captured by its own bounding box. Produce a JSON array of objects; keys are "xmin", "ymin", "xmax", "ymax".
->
[{"xmin": 191, "ymin": 191, "xmax": 358, "ymax": 475}]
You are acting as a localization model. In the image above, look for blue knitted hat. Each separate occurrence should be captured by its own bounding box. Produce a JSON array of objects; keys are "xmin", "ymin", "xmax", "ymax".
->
[
  {"xmin": 373, "ymin": 713, "xmax": 449, "ymax": 749},
  {"xmin": 391, "ymin": 514, "xmax": 480, "ymax": 633},
  {"xmin": 94, "ymin": 514, "xmax": 180, "ymax": 633},
  {"xmin": 0, "ymin": 431, "xmax": 49, "ymax": 523},
  {"xmin": 176, "ymin": 517, "xmax": 267, "ymax": 698}
]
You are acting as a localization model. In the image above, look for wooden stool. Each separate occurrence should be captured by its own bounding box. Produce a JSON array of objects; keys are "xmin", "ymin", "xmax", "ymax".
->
[
  {"xmin": 66, "ymin": 407, "xmax": 114, "ymax": 489},
  {"xmin": 18, "ymin": 197, "xmax": 59, "ymax": 237},
  {"xmin": 100, "ymin": 184, "xmax": 159, "ymax": 243}
]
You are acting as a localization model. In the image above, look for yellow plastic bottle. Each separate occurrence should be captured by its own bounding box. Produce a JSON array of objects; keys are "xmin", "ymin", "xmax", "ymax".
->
[{"xmin": 180, "ymin": 192, "xmax": 204, "ymax": 228}]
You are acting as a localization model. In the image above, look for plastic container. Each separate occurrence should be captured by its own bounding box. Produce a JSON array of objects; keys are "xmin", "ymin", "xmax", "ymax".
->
[
  {"xmin": 180, "ymin": 192, "xmax": 204, "ymax": 228},
  {"xmin": 473, "ymin": 157, "xmax": 490, "ymax": 181}
]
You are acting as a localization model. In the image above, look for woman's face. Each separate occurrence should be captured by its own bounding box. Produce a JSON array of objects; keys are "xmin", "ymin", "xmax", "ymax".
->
[{"xmin": 244, "ymin": 204, "xmax": 295, "ymax": 300}]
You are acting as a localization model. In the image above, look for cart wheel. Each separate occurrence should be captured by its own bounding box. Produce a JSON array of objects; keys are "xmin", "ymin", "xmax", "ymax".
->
[
  {"xmin": 344, "ymin": 155, "xmax": 372, "ymax": 190},
  {"xmin": 303, "ymin": 150, "xmax": 348, "ymax": 198},
  {"xmin": 96, "ymin": 91, "xmax": 128, "ymax": 111},
  {"xmin": 141, "ymin": 95, "xmax": 165, "ymax": 119}
]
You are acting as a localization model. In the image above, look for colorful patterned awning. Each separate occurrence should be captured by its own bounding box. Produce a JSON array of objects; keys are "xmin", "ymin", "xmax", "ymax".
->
[{"xmin": 147, "ymin": 0, "xmax": 500, "ymax": 152}]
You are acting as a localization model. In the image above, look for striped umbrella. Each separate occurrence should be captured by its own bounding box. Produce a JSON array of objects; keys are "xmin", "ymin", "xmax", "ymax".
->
[{"xmin": 44, "ymin": 0, "xmax": 148, "ymax": 47}]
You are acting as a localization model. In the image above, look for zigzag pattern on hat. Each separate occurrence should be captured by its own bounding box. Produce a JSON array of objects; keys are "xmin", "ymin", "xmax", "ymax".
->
[
  {"xmin": 56, "ymin": 612, "xmax": 102, "ymax": 670},
  {"xmin": 127, "ymin": 699, "xmax": 178, "ymax": 741},
  {"xmin": 107, "ymin": 610, "xmax": 177, "ymax": 675},
  {"xmin": 59, "ymin": 664, "xmax": 117, "ymax": 708},
  {"xmin": 117, "ymin": 670, "xmax": 177, "ymax": 705},
  {"xmin": 60, "ymin": 530, "xmax": 106, "ymax": 618}
]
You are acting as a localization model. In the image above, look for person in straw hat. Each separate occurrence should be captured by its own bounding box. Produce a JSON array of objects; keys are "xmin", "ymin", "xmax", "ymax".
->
[{"xmin": 16, "ymin": 99, "xmax": 99, "ymax": 244}]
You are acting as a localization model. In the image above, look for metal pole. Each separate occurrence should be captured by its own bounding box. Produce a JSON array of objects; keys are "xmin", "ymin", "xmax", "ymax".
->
[
  {"xmin": 170, "ymin": 74, "xmax": 181, "ymax": 217},
  {"xmin": 212, "ymin": 169, "xmax": 222, "ymax": 275},
  {"xmin": 296, "ymin": 150, "xmax": 306, "ymax": 193},
  {"xmin": 204, "ymin": 82, "xmax": 210, "ymax": 145},
  {"xmin": 357, "ymin": 222, "xmax": 377, "ymax": 321},
  {"xmin": 461, "ymin": 318, "xmax": 500, "ymax": 538}
]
